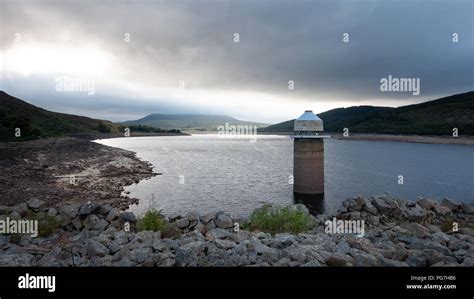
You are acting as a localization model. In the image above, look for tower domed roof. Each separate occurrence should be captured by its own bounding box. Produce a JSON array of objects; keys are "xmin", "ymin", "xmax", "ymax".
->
[
  {"xmin": 296, "ymin": 110, "xmax": 322, "ymax": 121},
  {"xmin": 294, "ymin": 110, "xmax": 323, "ymax": 132}
]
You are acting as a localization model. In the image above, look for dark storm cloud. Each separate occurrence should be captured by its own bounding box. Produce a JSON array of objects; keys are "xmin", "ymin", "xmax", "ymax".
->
[{"xmin": 0, "ymin": 0, "xmax": 473, "ymax": 121}]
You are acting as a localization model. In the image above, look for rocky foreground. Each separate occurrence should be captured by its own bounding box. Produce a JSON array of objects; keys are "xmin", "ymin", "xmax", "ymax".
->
[{"xmin": 1, "ymin": 195, "xmax": 473, "ymax": 267}]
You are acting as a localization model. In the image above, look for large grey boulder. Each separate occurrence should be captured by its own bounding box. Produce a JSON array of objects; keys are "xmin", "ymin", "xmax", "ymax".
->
[
  {"xmin": 131, "ymin": 231, "xmax": 155, "ymax": 247},
  {"xmin": 175, "ymin": 218, "xmax": 190, "ymax": 229},
  {"xmin": 106, "ymin": 208, "xmax": 120, "ymax": 222},
  {"xmin": 92, "ymin": 219, "xmax": 109, "ymax": 232},
  {"xmin": 151, "ymin": 238, "xmax": 165, "ymax": 252},
  {"xmin": 71, "ymin": 217, "xmax": 84, "ymax": 230},
  {"xmin": 405, "ymin": 204, "xmax": 426, "ymax": 222},
  {"xmin": 59, "ymin": 204, "xmax": 80, "ymax": 219},
  {"xmin": 98, "ymin": 204, "xmax": 114, "ymax": 215},
  {"xmin": 130, "ymin": 247, "xmax": 151, "ymax": 264},
  {"xmin": 200, "ymin": 212, "xmax": 216, "ymax": 224},
  {"xmin": 432, "ymin": 204, "xmax": 452, "ymax": 217},
  {"xmin": 324, "ymin": 253, "xmax": 354, "ymax": 267},
  {"xmin": 87, "ymin": 240, "xmax": 109, "ymax": 257},
  {"xmin": 347, "ymin": 211, "xmax": 361, "ymax": 220},
  {"xmin": 206, "ymin": 220, "xmax": 216, "ymax": 230},
  {"xmin": 215, "ymin": 213, "xmax": 233, "ymax": 229},
  {"xmin": 362, "ymin": 200, "xmax": 379, "ymax": 215},
  {"xmin": 402, "ymin": 223, "xmax": 430, "ymax": 238},
  {"xmin": 441, "ymin": 198, "xmax": 461, "ymax": 211},
  {"xmin": 186, "ymin": 212, "xmax": 199, "ymax": 229},
  {"xmin": 371, "ymin": 197, "xmax": 392, "ymax": 215},
  {"xmin": 175, "ymin": 241, "xmax": 208, "ymax": 266},
  {"xmin": 83, "ymin": 214, "xmax": 100, "ymax": 230},
  {"xmin": 214, "ymin": 238, "xmax": 236, "ymax": 250},
  {"xmin": 250, "ymin": 239, "xmax": 277, "ymax": 256},
  {"xmin": 78, "ymin": 201, "xmax": 99, "ymax": 218},
  {"xmin": 206, "ymin": 228, "xmax": 232, "ymax": 241},
  {"xmin": 353, "ymin": 253, "xmax": 379, "ymax": 266},
  {"xmin": 343, "ymin": 198, "xmax": 362, "ymax": 212},
  {"xmin": 273, "ymin": 233, "xmax": 296, "ymax": 248},
  {"xmin": 120, "ymin": 212, "xmax": 137, "ymax": 223},
  {"xmin": 27, "ymin": 198, "xmax": 45, "ymax": 211},
  {"xmin": 416, "ymin": 197, "xmax": 436, "ymax": 210}
]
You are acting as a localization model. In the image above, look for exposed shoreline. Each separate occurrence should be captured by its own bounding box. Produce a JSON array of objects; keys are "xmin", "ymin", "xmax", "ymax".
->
[
  {"xmin": 258, "ymin": 132, "xmax": 474, "ymax": 145},
  {"xmin": 331, "ymin": 133, "xmax": 474, "ymax": 146},
  {"xmin": 0, "ymin": 137, "xmax": 157, "ymax": 210}
]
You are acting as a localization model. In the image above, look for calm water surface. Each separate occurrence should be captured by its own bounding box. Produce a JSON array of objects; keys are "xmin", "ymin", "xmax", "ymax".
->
[{"xmin": 96, "ymin": 135, "xmax": 474, "ymax": 217}]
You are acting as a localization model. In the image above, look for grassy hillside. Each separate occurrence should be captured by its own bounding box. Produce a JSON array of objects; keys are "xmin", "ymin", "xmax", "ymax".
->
[
  {"xmin": 260, "ymin": 119, "xmax": 295, "ymax": 132},
  {"xmin": 259, "ymin": 106, "xmax": 393, "ymax": 133},
  {"xmin": 121, "ymin": 113, "xmax": 267, "ymax": 131},
  {"xmin": 0, "ymin": 91, "xmax": 177, "ymax": 142},
  {"xmin": 260, "ymin": 91, "xmax": 474, "ymax": 135},
  {"xmin": 352, "ymin": 92, "xmax": 474, "ymax": 135}
]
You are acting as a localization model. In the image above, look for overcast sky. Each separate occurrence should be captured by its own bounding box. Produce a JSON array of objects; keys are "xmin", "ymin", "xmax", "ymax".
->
[{"xmin": 0, "ymin": 0, "xmax": 472, "ymax": 123}]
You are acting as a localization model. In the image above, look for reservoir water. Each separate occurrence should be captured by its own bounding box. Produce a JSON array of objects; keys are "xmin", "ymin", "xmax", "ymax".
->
[{"xmin": 96, "ymin": 135, "xmax": 474, "ymax": 217}]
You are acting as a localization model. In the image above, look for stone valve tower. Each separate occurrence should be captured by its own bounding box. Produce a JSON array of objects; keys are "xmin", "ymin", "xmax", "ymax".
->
[{"xmin": 292, "ymin": 110, "xmax": 331, "ymax": 195}]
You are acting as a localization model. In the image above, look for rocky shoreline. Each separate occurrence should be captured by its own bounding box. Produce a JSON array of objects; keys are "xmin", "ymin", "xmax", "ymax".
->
[
  {"xmin": 331, "ymin": 133, "xmax": 474, "ymax": 146},
  {"xmin": 1, "ymin": 137, "xmax": 473, "ymax": 267},
  {"xmin": 0, "ymin": 137, "xmax": 156, "ymax": 210},
  {"xmin": 1, "ymin": 195, "xmax": 473, "ymax": 267}
]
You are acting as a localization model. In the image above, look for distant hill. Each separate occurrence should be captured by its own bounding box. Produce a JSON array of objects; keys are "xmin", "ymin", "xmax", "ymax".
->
[
  {"xmin": 260, "ymin": 91, "xmax": 474, "ymax": 135},
  {"xmin": 121, "ymin": 114, "xmax": 268, "ymax": 131},
  {"xmin": 0, "ymin": 91, "xmax": 177, "ymax": 141}
]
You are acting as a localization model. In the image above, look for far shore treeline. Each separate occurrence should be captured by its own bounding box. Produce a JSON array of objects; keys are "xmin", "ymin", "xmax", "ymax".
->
[{"xmin": 0, "ymin": 90, "xmax": 473, "ymax": 142}]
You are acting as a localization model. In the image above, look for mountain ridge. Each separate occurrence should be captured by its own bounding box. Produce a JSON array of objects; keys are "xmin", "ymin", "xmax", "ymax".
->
[
  {"xmin": 260, "ymin": 91, "xmax": 474, "ymax": 135},
  {"xmin": 121, "ymin": 113, "xmax": 268, "ymax": 131},
  {"xmin": 0, "ymin": 91, "xmax": 179, "ymax": 141}
]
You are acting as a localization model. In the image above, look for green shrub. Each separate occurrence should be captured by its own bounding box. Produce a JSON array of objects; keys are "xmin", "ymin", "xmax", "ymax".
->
[
  {"xmin": 247, "ymin": 204, "xmax": 313, "ymax": 234},
  {"xmin": 39, "ymin": 215, "xmax": 60, "ymax": 237},
  {"xmin": 26, "ymin": 210, "xmax": 60, "ymax": 237},
  {"xmin": 137, "ymin": 209, "xmax": 180, "ymax": 238}
]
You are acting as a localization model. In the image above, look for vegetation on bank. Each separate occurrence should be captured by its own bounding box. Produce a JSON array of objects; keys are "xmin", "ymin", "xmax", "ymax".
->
[
  {"xmin": 6, "ymin": 209, "xmax": 60, "ymax": 242},
  {"xmin": 136, "ymin": 204, "xmax": 314, "ymax": 236},
  {"xmin": 0, "ymin": 91, "xmax": 181, "ymax": 142},
  {"xmin": 26, "ymin": 210, "xmax": 61, "ymax": 237},
  {"xmin": 246, "ymin": 204, "xmax": 313, "ymax": 234},
  {"xmin": 137, "ymin": 209, "xmax": 181, "ymax": 238}
]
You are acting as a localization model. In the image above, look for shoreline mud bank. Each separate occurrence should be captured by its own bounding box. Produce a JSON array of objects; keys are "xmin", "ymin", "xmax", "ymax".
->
[
  {"xmin": 258, "ymin": 132, "xmax": 474, "ymax": 145},
  {"xmin": 0, "ymin": 137, "xmax": 156, "ymax": 210}
]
